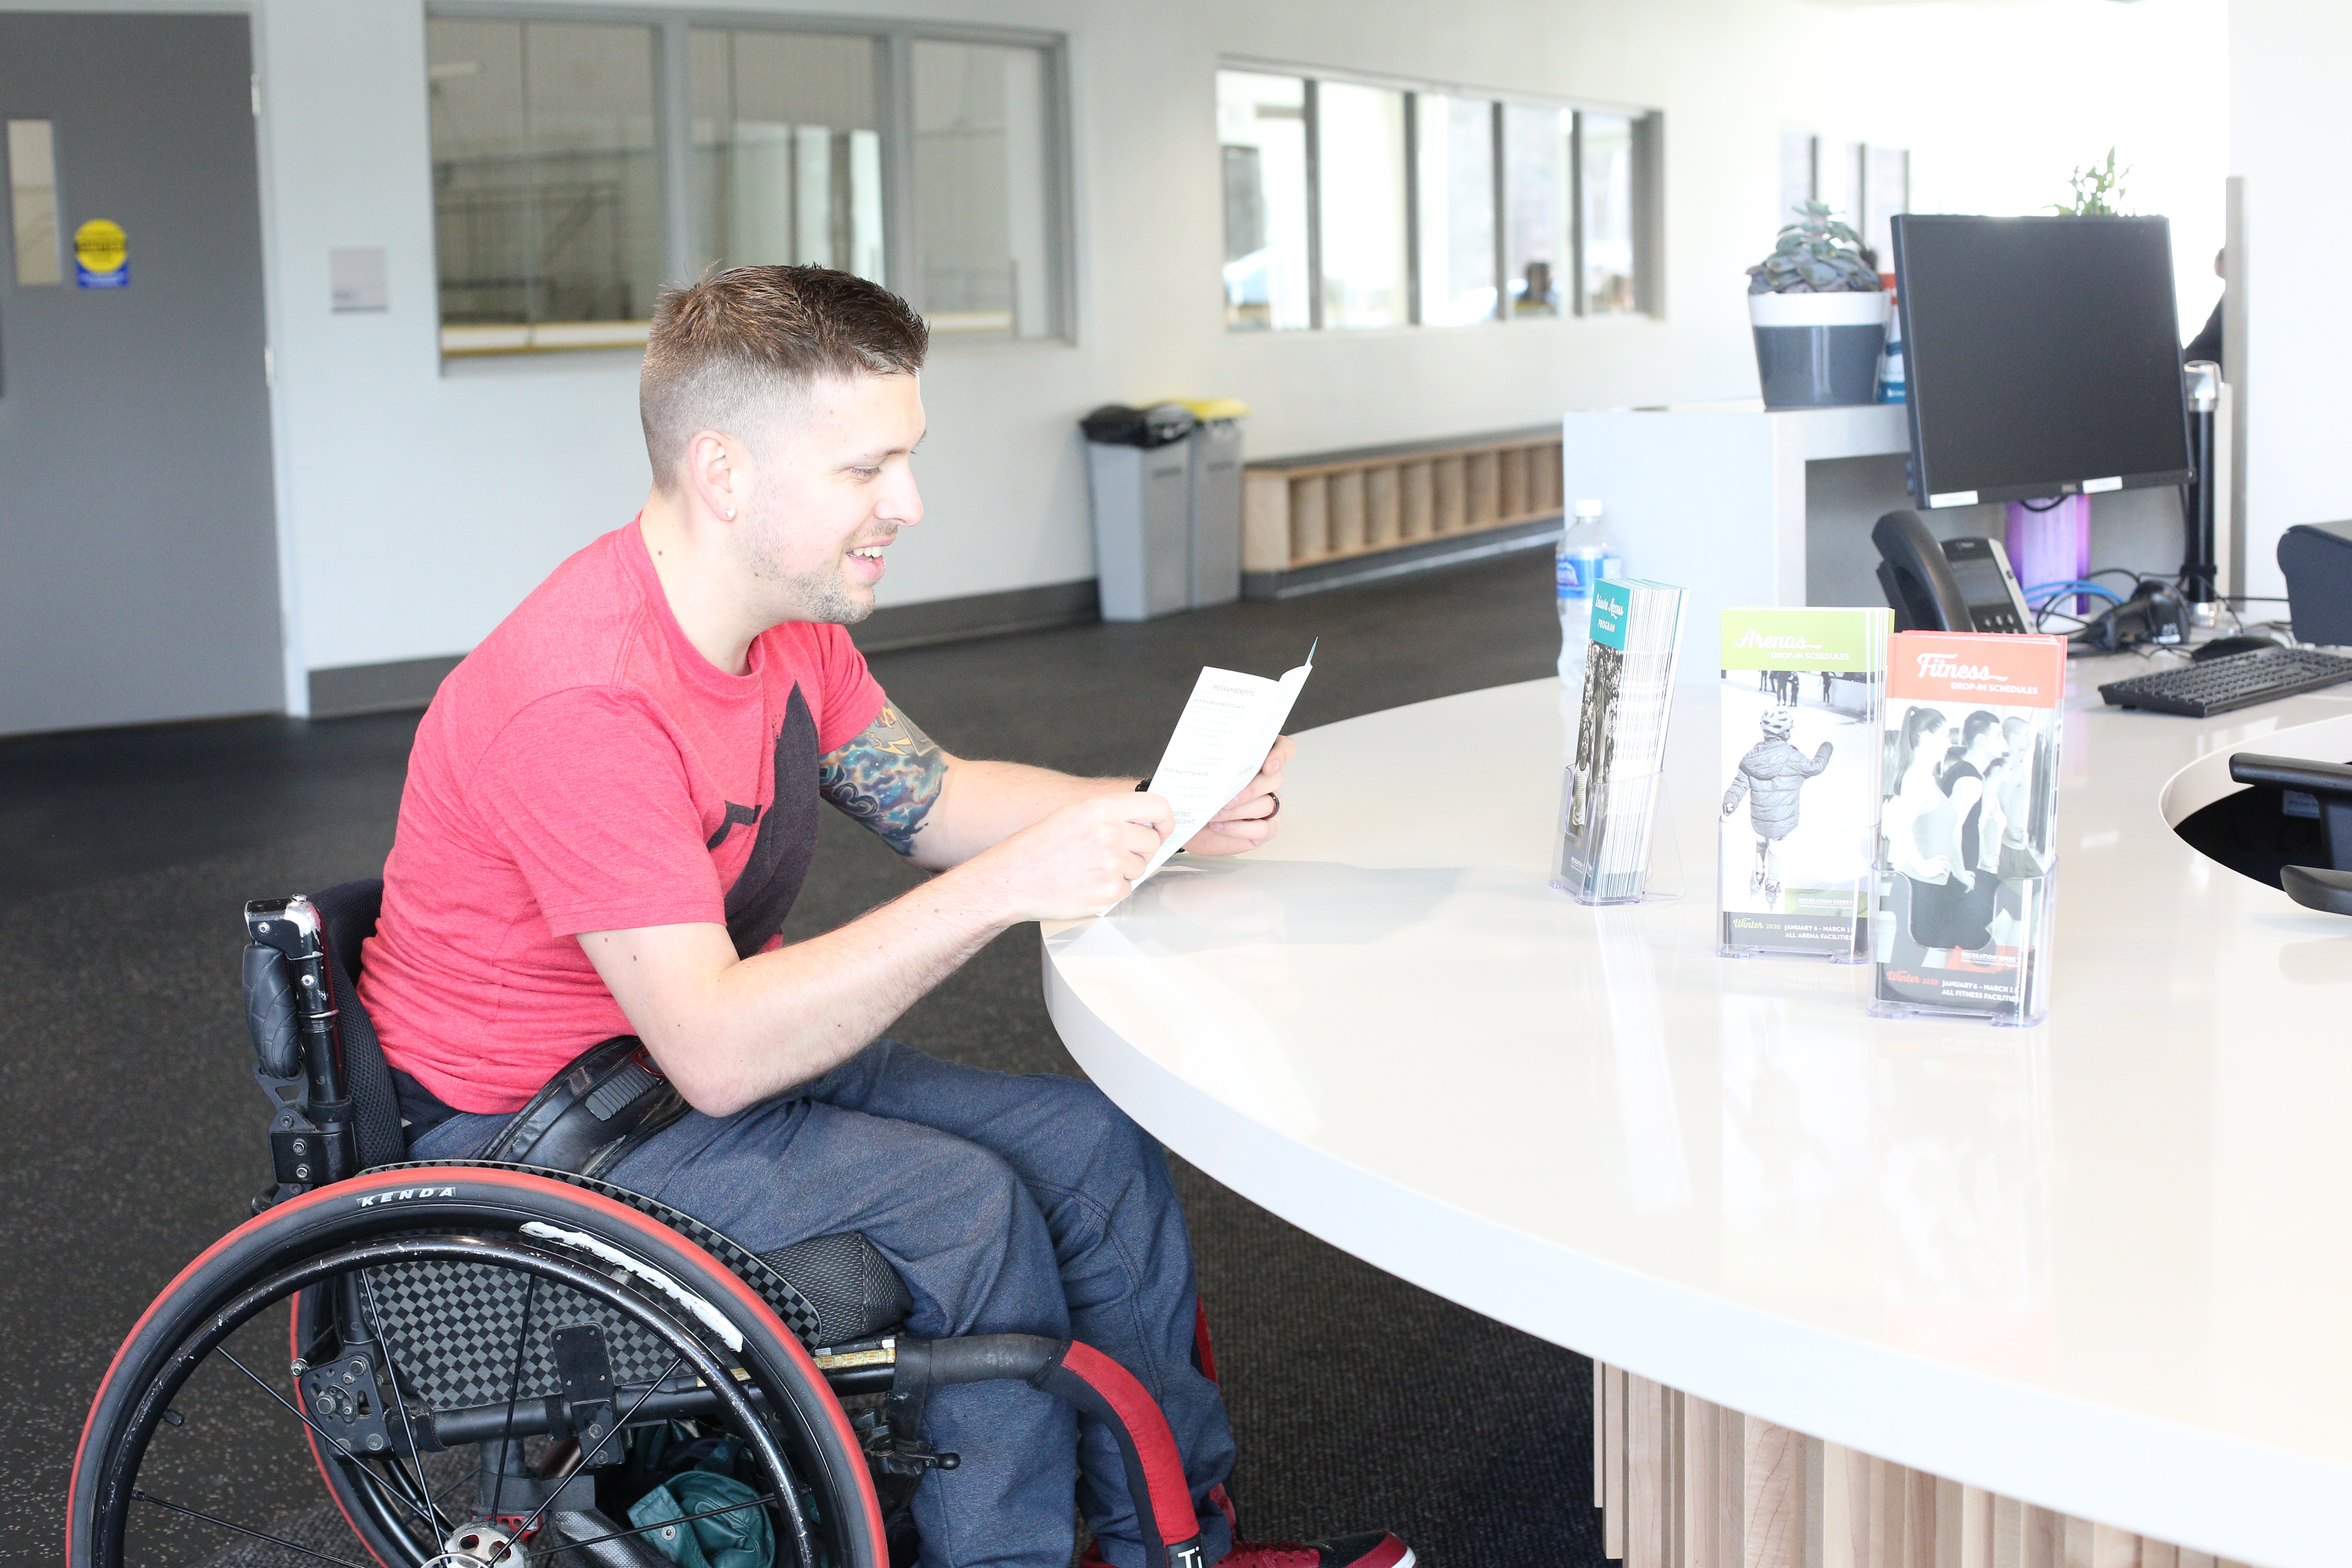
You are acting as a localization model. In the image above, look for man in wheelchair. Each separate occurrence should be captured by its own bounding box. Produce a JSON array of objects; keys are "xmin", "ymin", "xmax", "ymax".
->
[{"xmin": 71, "ymin": 267, "xmax": 1408, "ymax": 1568}]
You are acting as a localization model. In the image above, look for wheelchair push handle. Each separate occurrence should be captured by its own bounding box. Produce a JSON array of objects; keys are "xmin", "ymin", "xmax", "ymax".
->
[{"xmin": 245, "ymin": 896, "xmax": 358, "ymax": 1189}]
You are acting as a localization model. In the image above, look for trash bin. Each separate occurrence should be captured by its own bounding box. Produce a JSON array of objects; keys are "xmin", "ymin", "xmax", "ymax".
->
[
  {"xmin": 1183, "ymin": 398, "xmax": 1249, "ymax": 609},
  {"xmin": 1080, "ymin": 402, "xmax": 1196, "ymax": 621}
]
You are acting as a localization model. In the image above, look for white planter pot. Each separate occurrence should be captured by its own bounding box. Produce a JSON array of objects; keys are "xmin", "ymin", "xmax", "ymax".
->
[
  {"xmin": 1748, "ymin": 289, "xmax": 1890, "ymax": 408},
  {"xmin": 1746, "ymin": 290, "xmax": 1891, "ymax": 329}
]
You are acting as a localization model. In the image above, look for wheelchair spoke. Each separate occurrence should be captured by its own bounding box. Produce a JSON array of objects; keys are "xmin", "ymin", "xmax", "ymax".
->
[
  {"xmin": 130, "ymin": 1489, "xmax": 374, "ymax": 1568},
  {"xmin": 358, "ymin": 1263, "xmax": 449, "ymax": 1530},
  {"xmin": 486, "ymin": 1271, "xmax": 542, "ymax": 1522},
  {"xmin": 503, "ymin": 1349, "xmax": 690, "ymax": 1551},
  {"xmin": 532, "ymin": 1491, "xmax": 781, "ymax": 1561},
  {"xmin": 364, "ymin": 1450, "xmax": 441, "ymax": 1534},
  {"xmin": 89, "ymin": 1228, "xmax": 836, "ymax": 1568},
  {"xmin": 213, "ymin": 1344, "xmax": 442, "ymax": 1535}
]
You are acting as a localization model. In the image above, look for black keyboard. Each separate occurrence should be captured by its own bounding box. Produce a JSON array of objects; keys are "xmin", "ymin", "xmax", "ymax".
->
[{"xmin": 2099, "ymin": 646, "xmax": 2352, "ymax": 717}]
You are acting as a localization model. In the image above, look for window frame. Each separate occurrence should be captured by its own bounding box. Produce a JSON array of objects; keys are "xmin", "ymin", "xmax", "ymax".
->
[
  {"xmin": 1217, "ymin": 57, "xmax": 1663, "ymax": 333},
  {"xmin": 425, "ymin": 3, "xmax": 1077, "ymax": 357}
]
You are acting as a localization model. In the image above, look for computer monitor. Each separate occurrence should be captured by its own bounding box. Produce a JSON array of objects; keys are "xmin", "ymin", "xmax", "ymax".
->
[{"xmin": 1891, "ymin": 214, "xmax": 2192, "ymax": 509}]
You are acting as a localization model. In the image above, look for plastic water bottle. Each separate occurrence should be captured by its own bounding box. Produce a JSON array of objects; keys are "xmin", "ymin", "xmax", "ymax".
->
[{"xmin": 1556, "ymin": 499, "xmax": 1624, "ymax": 686}]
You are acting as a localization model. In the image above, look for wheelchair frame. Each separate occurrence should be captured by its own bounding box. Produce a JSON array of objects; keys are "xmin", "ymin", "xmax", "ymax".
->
[{"xmin": 67, "ymin": 885, "xmax": 1216, "ymax": 1568}]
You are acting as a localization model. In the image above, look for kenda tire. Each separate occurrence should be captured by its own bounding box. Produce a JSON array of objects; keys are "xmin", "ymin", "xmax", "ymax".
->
[{"xmin": 68, "ymin": 1164, "xmax": 887, "ymax": 1568}]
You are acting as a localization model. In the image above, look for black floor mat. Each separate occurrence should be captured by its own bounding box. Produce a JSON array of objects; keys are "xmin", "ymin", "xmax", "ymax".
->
[{"xmin": 5, "ymin": 549, "xmax": 1599, "ymax": 1568}]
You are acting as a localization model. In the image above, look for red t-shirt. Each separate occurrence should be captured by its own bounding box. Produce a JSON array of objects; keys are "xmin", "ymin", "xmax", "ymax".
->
[{"xmin": 359, "ymin": 520, "xmax": 886, "ymax": 1113}]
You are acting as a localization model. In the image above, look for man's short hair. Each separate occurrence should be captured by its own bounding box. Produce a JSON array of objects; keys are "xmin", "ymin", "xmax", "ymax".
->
[{"xmin": 640, "ymin": 265, "xmax": 929, "ymax": 487}]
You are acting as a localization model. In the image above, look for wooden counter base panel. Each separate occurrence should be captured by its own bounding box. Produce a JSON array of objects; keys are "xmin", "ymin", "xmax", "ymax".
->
[{"xmin": 1593, "ymin": 1364, "xmax": 2254, "ymax": 1568}]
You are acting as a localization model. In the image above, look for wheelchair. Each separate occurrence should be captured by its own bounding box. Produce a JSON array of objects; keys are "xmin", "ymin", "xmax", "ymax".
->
[{"xmin": 69, "ymin": 880, "xmax": 1216, "ymax": 1568}]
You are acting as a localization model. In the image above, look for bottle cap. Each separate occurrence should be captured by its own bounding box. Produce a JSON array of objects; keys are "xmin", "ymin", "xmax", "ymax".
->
[{"xmin": 1574, "ymin": 498, "xmax": 1604, "ymax": 519}]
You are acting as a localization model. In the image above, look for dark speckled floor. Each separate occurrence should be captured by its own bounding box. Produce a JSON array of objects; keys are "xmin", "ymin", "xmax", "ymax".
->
[{"xmin": 0, "ymin": 548, "xmax": 1601, "ymax": 1568}]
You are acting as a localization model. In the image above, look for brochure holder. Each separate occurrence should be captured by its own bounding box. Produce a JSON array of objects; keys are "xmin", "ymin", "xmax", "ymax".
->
[
  {"xmin": 1550, "ymin": 578, "xmax": 1688, "ymax": 905},
  {"xmin": 1552, "ymin": 775, "xmax": 1682, "ymax": 905},
  {"xmin": 1714, "ymin": 608, "xmax": 1890, "ymax": 964},
  {"xmin": 1868, "ymin": 632, "xmax": 2067, "ymax": 1027}
]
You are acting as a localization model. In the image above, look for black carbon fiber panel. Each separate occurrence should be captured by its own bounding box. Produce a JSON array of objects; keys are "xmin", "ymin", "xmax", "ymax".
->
[
  {"xmin": 759, "ymin": 1233, "xmax": 913, "ymax": 1345},
  {"xmin": 377, "ymin": 1161, "xmax": 827, "ymax": 1347},
  {"xmin": 362, "ymin": 1256, "xmax": 688, "ymax": 1410}
]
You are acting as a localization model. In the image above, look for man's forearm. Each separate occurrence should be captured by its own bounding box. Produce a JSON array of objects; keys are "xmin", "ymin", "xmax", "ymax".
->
[
  {"xmin": 820, "ymin": 706, "xmax": 1151, "ymax": 870},
  {"xmin": 908, "ymin": 759, "xmax": 1132, "ymax": 870},
  {"xmin": 584, "ymin": 863, "xmax": 1018, "ymax": 1116},
  {"xmin": 586, "ymin": 784, "xmax": 1171, "ymax": 1116},
  {"xmin": 711, "ymin": 867, "xmax": 1017, "ymax": 1106}
]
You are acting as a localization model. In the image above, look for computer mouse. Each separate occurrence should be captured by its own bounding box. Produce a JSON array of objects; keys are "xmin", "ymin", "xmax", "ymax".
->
[{"xmin": 2192, "ymin": 634, "xmax": 2283, "ymax": 662}]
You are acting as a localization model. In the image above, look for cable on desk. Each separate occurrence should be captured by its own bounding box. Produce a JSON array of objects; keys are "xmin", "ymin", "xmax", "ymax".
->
[
  {"xmin": 2028, "ymin": 582, "xmax": 2124, "ymax": 635},
  {"xmin": 2026, "ymin": 580, "xmax": 2126, "ymax": 605}
]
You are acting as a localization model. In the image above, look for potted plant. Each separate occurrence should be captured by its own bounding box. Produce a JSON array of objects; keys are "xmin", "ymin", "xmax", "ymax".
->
[
  {"xmin": 2050, "ymin": 148, "xmax": 2128, "ymax": 216},
  {"xmin": 1746, "ymin": 200, "xmax": 1888, "ymax": 409}
]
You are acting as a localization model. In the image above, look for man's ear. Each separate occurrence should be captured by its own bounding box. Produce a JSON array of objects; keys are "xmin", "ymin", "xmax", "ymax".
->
[{"xmin": 684, "ymin": 430, "xmax": 744, "ymax": 523}]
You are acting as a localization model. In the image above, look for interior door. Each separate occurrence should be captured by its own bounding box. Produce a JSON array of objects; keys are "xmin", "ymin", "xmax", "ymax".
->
[{"xmin": 0, "ymin": 13, "xmax": 281, "ymax": 736}]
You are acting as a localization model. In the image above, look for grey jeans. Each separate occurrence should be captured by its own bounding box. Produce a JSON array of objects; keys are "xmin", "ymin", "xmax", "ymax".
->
[{"xmin": 409, "ymin": 1038, "xmax": 1238, "ymax": 1568}]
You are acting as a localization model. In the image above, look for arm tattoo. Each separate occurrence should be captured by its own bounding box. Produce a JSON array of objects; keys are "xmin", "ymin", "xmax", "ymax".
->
[{"xmin": 820, "ymin": 704, "xmax": 949, "ymax": 856}]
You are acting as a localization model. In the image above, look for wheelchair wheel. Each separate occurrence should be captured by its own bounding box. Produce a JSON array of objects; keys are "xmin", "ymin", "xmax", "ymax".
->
[{"xmin": 70, "ymin": 1165, "xmax": 887, "ymax": 1568}]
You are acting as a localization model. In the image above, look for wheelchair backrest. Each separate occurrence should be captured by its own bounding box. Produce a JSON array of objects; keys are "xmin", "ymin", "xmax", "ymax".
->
[{"xmin": 243, "ymin": 878, "xmax": 408, "ymax": 1190}]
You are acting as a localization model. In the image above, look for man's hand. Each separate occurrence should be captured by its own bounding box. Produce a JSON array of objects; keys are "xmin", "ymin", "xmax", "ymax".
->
[
  {"xmin": 1183, "ymin": 735, "xmax": 1296, "ymax": 858},
  {"xmin": 965, "ymin": 791, "xmax": 1174, "ymax": 920}
]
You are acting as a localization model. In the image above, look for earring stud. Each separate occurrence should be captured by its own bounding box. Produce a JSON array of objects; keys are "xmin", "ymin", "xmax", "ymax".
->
[{"xmin": 724, "ymin": 508, "xmax": 737, "ymax": 519}]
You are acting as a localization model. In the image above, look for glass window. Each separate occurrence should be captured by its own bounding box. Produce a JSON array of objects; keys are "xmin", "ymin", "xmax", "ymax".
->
[
  {"xmin": 1315, "ymin": 80, "xmax": 1408, "ymax": 330},
  {"xmin": 427, "ymin": 18, "xmax": 663, "ymax": 350},
  {"xmin": 426, "ymin": 13, "xmax": 1074, "ymax": 356},
  {"xmin": 1502, "ymin": 102, "xmax": 1570, "ymax": 316},
  {"xmin": 1820, "ymin": 138, "xmax": 1863, "ymax": 234},
  {"xmin": 1416, "ymin": 96, "xmax": 1497, "ymax": 326},
  {"xmin": 1213, "ymin": 67, "xmax": 1659, "ymax": 334},
  {"xmin": 1578, "ymin": 111, "xmax": 1636, "ymax": 315},
  {"xmin": 1779, "ymin": 130, "xmax": 1817, "ymax": 229},
  {"xmin": 1216, "ymin": 71, "xmax": 1310, "ymax": 331},
  {"xmin": 7, "ymin": 119, "xmax": 61, "ymax": 286},
  {"xmin": 909, "ymin": 39, "xmax": 1058, "ymax": 339},
  {"xmin": 690, "ymin": 29, "xmax": 884, "ymax": 285},
  {"xmin": 1862, "ymin": 145, "xmax": 1909, "ymax": 271}
]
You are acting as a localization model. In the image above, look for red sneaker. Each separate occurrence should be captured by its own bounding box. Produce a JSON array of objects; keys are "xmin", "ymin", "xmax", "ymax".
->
[
  {"xmin": 1216, "ymin": 1536, "xmax": 1416, "ymax": 1568},
  {"xmin": 1082, "ymin": 1533, "xmax": 1414, "ymax": 1568}
]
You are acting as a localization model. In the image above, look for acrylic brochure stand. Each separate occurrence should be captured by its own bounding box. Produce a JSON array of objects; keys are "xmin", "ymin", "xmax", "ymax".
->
[
  {"xmin": 1868, "ymin": 631, "xmax": 2067, "ymax": 1028},
  {"xmin": 1714, "ymin": 606, "xmax": 1891, "ymax": 964},
  {"xmin": 1551, "ymin": 771, "xmax": 1683, "ymax": 905},
  {"xmin": 1551, "ymin": 578, "xmax": 1689, "ymax": 904}
]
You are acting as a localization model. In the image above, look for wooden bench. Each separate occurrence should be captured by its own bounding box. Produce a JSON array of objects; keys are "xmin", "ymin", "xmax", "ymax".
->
[{"xmin": 1241, "ymin": 425, "xmax": 1566, "ymax": 598}]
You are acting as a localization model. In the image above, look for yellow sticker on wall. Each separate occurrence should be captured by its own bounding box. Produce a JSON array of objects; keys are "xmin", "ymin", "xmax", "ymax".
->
[{"xmin": 74, "ymin": 218, "xmax": 127, "ymax": 288}]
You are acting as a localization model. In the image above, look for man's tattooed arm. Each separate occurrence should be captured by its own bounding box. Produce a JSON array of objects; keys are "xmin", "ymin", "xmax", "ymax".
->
[{"xmin": 819, "ymin": 704, "xmax": 951, "ymax": 856}]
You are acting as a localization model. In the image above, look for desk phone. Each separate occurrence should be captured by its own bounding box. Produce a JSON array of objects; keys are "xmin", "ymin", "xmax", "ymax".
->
[{"xmin": 1871, "ymin": 508, "xmax": 2034, "ymax": 634}]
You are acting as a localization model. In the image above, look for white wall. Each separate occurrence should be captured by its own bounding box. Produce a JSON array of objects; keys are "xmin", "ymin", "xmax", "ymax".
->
[
  {"xmin": 2231, "ymin": 0, "xmax": 2352, "ymax": 603},
  {"xmin": 4, "ymin": 0, "xmax": 2246, "ymax": 704},
  {"xmin": 250, "ymin": 0, "xmax": 1829, "ymax": 697},
  {"xmin": 1822, "ymin": 0, "xmax": 2229, "ymax": 342},
  {"xmin": 1797, "ymin": 0, "xmax": 2230, "ymax": 595}
]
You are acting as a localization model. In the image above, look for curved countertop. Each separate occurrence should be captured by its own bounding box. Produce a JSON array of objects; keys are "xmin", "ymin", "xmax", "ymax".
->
[{"xmin": 1042, "ymin": 666, "xmax": 2352, "ymax": 1568}]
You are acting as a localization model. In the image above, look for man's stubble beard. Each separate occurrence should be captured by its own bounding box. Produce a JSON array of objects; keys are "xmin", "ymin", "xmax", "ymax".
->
[{"xmin": 740, "ymin": 497, "xmax": 875, "ymax": 626}]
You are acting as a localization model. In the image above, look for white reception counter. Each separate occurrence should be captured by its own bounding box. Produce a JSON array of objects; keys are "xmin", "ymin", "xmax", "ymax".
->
[{"xmin": 1043, "ymin": 665, "xmax": 2352, "ymax": 1568}]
